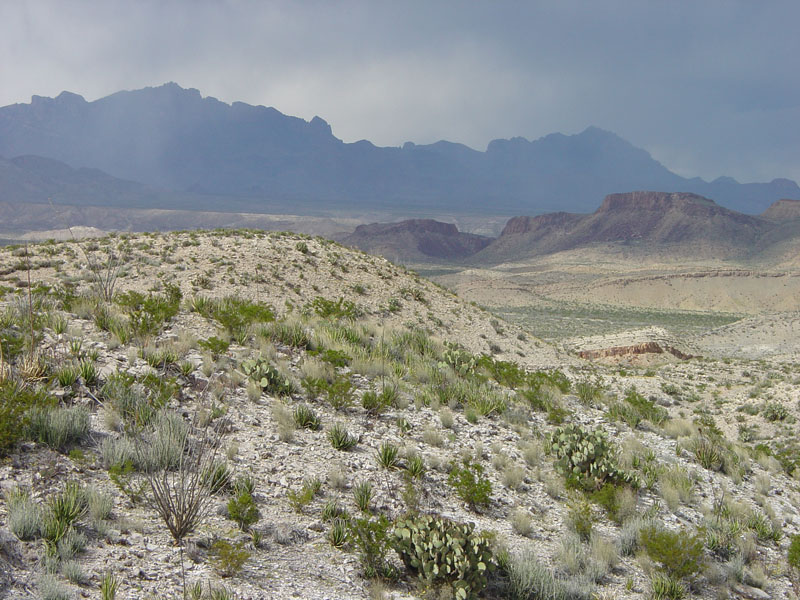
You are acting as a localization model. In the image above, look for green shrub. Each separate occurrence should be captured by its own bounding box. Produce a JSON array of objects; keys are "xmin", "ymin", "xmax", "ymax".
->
[
  {"xmin": 307, "ymin": 296, "xmax": 360, "ymax": 320},
  {"xmin": 788, "ymin": 534, "xmax": 800, "ymax": 570},
  {"xmin": 546, "ymin": 424, "xmax": 634, "ymax": 491},
  {"xmin": 116, "ymin": 284, "xmax": 181, "ymax": 338},
  {"xmin": 210, "ymin": 539, "xmax": 250, "ymax": 578},
  {"xmin": 448, "ymin": 460, "xmax": 492, "ymax": 510},
  {"xmin": 762, "ymin": 401, "xmax": 788, "ymax": 422},
  {"xmin": 198, "ymin": 336, "xmax": 230, "ymax": 357},
  {"xmin": 640, "ymin": 525, "xmax": 704, "ymax": 580},
  {"xmin": 195, "ymin": 295, "xmax": 274, "ymax": 339},
  {"xmin": 287, "ymin": 477, "xmax": 322, "ymax": 513},
  {"xmin": 228, "ymin": 491, "xmax": 260, "ymax": 531},
  {"xmin": 392, "ymin": 514, "xmax": 494, "ymax": 599},
  {"xmin": 0, "ymin": 380, "xmax": 45, "ymax": 455},
  {"xmin": 347, "ymin": 515, "xmax": 399, "ymax": 580}
]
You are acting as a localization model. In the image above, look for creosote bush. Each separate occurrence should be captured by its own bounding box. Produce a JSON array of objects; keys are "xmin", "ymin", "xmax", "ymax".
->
[{"xmin": 448, "ymin": 460, "xmax": 492, "ymax": 510}]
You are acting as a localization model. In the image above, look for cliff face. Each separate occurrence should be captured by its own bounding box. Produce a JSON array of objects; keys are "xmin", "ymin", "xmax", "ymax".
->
[{"xmin": 761, "ymin": 199, "xmax": 800, "ymax": 221}]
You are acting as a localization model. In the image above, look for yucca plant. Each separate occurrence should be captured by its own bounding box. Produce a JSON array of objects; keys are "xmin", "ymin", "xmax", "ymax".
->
[
  {"xmin": 353, "ymin": 480, "xmax": 373, "ymax": 513},
  {"xmin": 293, "ymin": 403, "xmax": 321, "ymax": 430},
  {"xmin": 327, "ymin": 423, "xmax": 358, "ymax": 451},
  {"xmin": 376, "ymin": 441, "xmax": 399, "ymax": 470}
]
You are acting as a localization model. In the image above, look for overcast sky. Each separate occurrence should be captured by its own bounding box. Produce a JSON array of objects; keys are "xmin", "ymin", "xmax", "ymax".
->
[{"xmin": 1, "ymin": 0, "xmax": 798, "ymax": 183}]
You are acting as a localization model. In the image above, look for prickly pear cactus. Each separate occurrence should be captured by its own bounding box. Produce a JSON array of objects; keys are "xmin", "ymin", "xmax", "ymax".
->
[
  {"xmin": 547, "ymin": 423, "xmax": 634, "ymax": 489},
  {"xmin": 392, "ymin": 515, "xmax": 494, "ymax": 600},
  {"xmin": 439, "ymin": 343, "xmax": 478, "ymax": 377},
  {"xmin": 240, "ymin": 357, "xmax": 293, "ymax": 396}
]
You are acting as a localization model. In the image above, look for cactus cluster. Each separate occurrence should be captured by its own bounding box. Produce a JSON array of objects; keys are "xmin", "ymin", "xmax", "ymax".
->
[
  {"xmin": 547, "ymin": 423, "xmax": 634, "ymax": 490},
  {"xmin": 392, "ymin": 515, "xmax": 494, "ymax": 599},
  {"xmin": 240, "ymin": 357, "xmax": 293, "ymax": 396},
  {"xmin": 439, "ymin": 343, "xmax": 478, "ymax": 377}
]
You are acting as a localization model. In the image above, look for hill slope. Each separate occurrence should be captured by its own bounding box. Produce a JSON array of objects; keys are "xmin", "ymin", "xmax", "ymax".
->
[
  {"xmin": 0, "ymin": 230, "xmax": 798, "ymax": 600},
  {"xmin": 1, "ymin": 83, "xmax": 797, "ymax": 214},
  {"xmin": 339, "ymin": 219, "xmax": 492, "ymax": 261}
]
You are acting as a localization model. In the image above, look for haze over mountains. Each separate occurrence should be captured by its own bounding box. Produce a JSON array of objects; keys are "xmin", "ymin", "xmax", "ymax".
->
[{"xmin": 1, "ymin": 82, "xmax": 798, "ymax": 217}]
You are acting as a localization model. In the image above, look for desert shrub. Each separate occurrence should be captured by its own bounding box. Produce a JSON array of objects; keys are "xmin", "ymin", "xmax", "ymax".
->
[
  {"xmin": 210, "ymin": 539, "xmax": 250, "ymax": 578},
  {"xmin": 194, "ymin": 295, "xmax": 274, "ymax": 339},
  {"xmin": 392, "ymin": 514, "xmax": 494, "ymax": 599},
  {"xmin": 228, "ymin": 490, "xmax": 260, "ymax": 531},
  {"xmin": 607, "ymin": 388, "xmax": 668, "ymax": 428},
  {"xmin": 547, "ymin": 424, "xmax": 635, "ymax": 491},
  {"xmin": 762, "ymin": 401, "xmax": 788, "ymax": 422},
  {"xmin": 115, "ymin": 284, "xmax": 181, "ymax": 338},
  {"xmin": 0, "ymin": 380, "xmax": 46, "ymax": 455},
  {"xmin": 640, "ymin": 524, "xmax": 704, "ymax": 580},
  {"xmin": 448, "ymin": 460, "xmax": 492, "ymax": 510},
  {"xmin": 506, "ymin": 550, "xmax": 594, "ymax": 600},
  {"xmin": 347, "ymin": 515, "xmax": 399, "ymax": 580},
  {"xmin": 287, "ymin": 477, "xmax": 322, "ymax": 513},
  {"xmin": 306, "ymin": 296, "xmax": 360, "ymax": 320},
  {"xmin": 26, "ymin": 404, "xmax": 90, "ymax": 452},
  {"xmin": 5, "ymin": 486, "xmax": 42, "ymax": 540},
  {"xmin": 788, "ymin": 534, "xmax": 800, "ymax": 570}
]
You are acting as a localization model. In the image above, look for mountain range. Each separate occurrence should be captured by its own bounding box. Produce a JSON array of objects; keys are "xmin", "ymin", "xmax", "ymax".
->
[
  {"xmin": 340, "ymin": 192, "xmax": 800, "ymax": 263},
  {"xmin": 1, "ymin": 82, "xmax": 798, "ymax": 216}
]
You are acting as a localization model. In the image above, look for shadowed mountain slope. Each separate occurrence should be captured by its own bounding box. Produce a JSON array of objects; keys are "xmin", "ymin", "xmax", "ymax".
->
[
  {"xmin": 1, "ymin": 83, "xmax": 798, "ymax": 214},
  {"xmin": 340, "ymin": 219, "xmax": 492, "ymax": 261}
]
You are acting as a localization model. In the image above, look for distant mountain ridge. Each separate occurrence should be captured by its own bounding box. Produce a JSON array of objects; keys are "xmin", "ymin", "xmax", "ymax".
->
[
  {"xmin": 1, "ymin": 83, "xmax": 798, "ymax": 215},
  {"xmin": 342, "ymin": 193, "xmax": 800, "ymax": 263}
]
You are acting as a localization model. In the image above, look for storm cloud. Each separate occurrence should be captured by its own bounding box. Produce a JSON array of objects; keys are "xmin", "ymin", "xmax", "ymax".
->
[{"xmin": 1, "ymin": 0, "xmax": 798, "ymax": 182}]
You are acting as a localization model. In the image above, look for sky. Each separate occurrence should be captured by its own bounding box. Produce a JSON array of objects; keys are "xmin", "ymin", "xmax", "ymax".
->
[{"xmin": 1, "ymin": 0, "xmax": 798, "ymax": 183}]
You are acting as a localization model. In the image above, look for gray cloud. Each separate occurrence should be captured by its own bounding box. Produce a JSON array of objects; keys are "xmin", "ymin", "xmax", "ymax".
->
[{"xmin": 1, "ymin": 0, "xmax": 798, "ymax": 182}]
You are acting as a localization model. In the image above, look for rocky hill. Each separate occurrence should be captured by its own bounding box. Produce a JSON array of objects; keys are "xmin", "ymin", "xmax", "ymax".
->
[
  {"xmin": 340, "ymin": 219, "xmax": 492, "ymax": 261},
  {"xmin": 477, "ymin": 191, "xmax": 784, "ymax": 263},
  {"xmin": 1, "ymin": 83, "xmax": 798, "ymax": 215},
  {"xmin": 761, "ymin": 198, "xmax": 800, "ymax": 221},
  {"xmin": 0, "ymin": 229, "xmax": 798, "ymax": 600}
]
